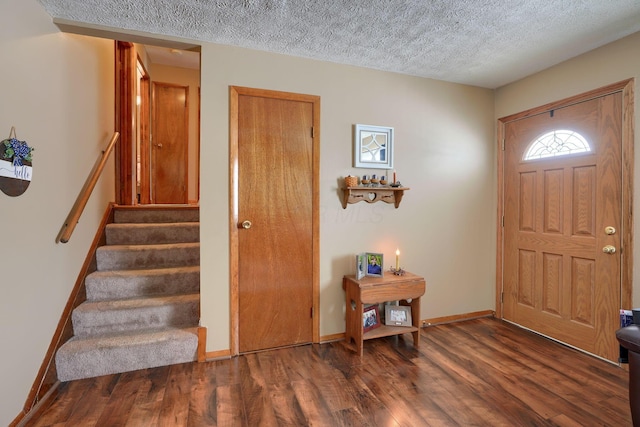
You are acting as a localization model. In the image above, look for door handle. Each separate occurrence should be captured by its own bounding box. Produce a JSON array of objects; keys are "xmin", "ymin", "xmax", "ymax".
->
[
  {"xmin": 602, "ymin": 245, "xmax": 616, "ymax": 254},
  {"xmin": 241, "ymin": 220, "xmax": 252, "ymax": 229}
]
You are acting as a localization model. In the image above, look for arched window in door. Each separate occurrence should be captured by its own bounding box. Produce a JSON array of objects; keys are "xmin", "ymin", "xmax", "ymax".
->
[{"xmin": 523, "ymin": 129, "xmax": 591, "ymax": 160}]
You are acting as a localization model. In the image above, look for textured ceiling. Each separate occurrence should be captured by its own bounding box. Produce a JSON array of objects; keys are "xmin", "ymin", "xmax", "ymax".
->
[{"xmin": 37, "ymin": 0, "xmax": 640, "ymax": 88}]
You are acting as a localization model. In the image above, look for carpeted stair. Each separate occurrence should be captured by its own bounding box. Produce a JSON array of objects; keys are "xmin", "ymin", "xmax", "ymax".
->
[{"xmin": 55, "ymin": 206, "xmax": 200, "ymax": 382}]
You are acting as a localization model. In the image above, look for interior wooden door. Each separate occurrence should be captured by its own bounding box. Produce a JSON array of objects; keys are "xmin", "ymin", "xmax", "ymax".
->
[
  {"xmin": 235, "ymin": 88, "xmax": 317, "ymax": 353},
  {"xmin": 503, "ymin": 92, "xmax": 622, "ymax": 362},
  {"xmin": 151, "ymin": 82, "xmax": 188, "ymax": 204}
]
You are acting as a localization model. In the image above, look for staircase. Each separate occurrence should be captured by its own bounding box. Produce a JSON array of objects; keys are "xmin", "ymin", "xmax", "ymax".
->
[{"xmin": 55, "ymin": 206, "xmax": 200, "ymax": 382}]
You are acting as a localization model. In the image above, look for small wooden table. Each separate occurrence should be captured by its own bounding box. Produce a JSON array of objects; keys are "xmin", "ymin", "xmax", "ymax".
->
[{"xmin": 343, "ymin": 272, "xmax": 426, "ymax": 356}]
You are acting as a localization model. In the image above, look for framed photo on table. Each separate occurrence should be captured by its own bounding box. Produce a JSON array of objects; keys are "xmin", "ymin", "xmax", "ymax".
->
[
  {"xmin": 363, "ymin": 305, "xmax": 381, "ymax": 332},
  {"xmin": 365, "ymin": 252, "xmax": 383, "ymax": 277},
  {"xmin": 385, "ymin": 305, "xmax": 412, "ymax": 327}
]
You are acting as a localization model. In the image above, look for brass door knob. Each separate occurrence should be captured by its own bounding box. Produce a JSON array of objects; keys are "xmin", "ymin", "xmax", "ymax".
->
[
  {"xmin": 602, "ymin": 245, "xmax": 616, "ymax": 254},
  {"xmin": 605, "ymin": 226, "xmax": 616, "ymax": 235},
  {"xmin": 241, "ymin": 220, "xmax": 252, "ymax": 229}
]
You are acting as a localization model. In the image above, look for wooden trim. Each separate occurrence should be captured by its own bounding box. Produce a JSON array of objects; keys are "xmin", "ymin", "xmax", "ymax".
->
[
  {"xmin": 23, "ymin": 204, "xmax": 114, "ymax": 416},
  {"xmin": 495, "ymin": 122, "xmax": 505, "ymax": 319},
  {"xmin": 422, "ymin": 310, "xmax": 495, "ymax": 327},
  {"xmin": 138, "ymin": 56, "xmax": 151, "ymax": 204},
  {"xmin": 56, "ymin": 133, "xmax": 119, "ymax": 243},
  {"xmin": 205, "ymin": 349, "xmax": 232, "ymax": 361},
  {"xmin": 621, "ymin": 79, "xmax": 635, "ymax": 310},
  {"xmin": 229, "ymin": 86, "xmax": 321, "ymax": 356},
  {"xmin": 320, "ymin": 333, "xmax": 345, "ymax": 343},
  {"xmin": 197, "ymin": 327, "xmax": 207, "ymax": 362},
  {"xmin": 115, "ymin": 41, "xmax": 135, "ymax": 205},
  {"xmin": 496, "ymin": 79, "xmax": 634, "ymax": 317},
  {"xmin": 229, "ymin": 86, "xmax": 239, "ymax": 356}
]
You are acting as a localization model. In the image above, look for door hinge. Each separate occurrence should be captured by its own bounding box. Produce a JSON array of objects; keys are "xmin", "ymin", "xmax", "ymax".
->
[
  {"xmin": 311, "ymin": 127, "xmax": 315, "ymax": 138},
  {"xmin": 501, "ymin": 215, "xmax": 504, "ymax": 227},
  {"xmin": 310, "ymin": 307, "xmax": 314, "ymax": 318},
  {"xmin": 501, "ymin": 292, "xmax": 503, "ymax": 303},
  {"xmin": 501, "ymin": 138, "xmax": 505, "ymax": 151}
]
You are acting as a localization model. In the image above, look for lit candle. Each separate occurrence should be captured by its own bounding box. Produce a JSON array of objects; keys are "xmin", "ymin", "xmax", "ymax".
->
[{"xmin": 396, "ymin": 248, "xmax": 400, "ymax": 270}]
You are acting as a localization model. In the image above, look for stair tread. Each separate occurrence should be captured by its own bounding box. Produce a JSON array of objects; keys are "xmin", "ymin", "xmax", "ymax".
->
[
  {"xmin": 87, "ymin": 265, "xmax": 199, "ymax": 278},
  {"xmin": 60, "ymin": 326, "xmax": 199, "ymax": 348},
  {"xmin": 75, "ymin": 293, "xmax": 200, "ymax": 311},
  {"xmin": 98, "ymin": 242, "xmax": 200, "ymax": 250}
]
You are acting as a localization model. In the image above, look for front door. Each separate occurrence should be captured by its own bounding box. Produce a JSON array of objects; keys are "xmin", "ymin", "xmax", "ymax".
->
[
  {"xmin": 503, "ymin": 91, "xmax": 623, "ymax": 362},
  {"xmin": 231, "ymin": 86, "xmax": 319, "ymax": 353},
  {"xmin": 151, "ymin": 82, "xmax": 188, "ymax": 204}
]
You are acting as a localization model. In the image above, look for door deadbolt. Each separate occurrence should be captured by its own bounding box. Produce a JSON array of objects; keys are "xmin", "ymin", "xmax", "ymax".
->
[
  {"xmin": 604, "ymin": 226, "xmax": 616, "ymax": 235},
  {"xmin": 241, "ymin": 220, "xmax": 252, "ymax": 229}
]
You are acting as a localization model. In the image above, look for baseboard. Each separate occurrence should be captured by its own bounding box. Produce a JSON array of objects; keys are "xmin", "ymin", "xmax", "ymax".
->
[
  {"xmin": 320, "ymin": 332, "xmax": 345, "ymax": 343},
  {"xmin": 205, "ymin": 349, "xmax": 232, "ymax": 361},
  {"xmin": 11, "ymin": 381, "xmax": 61, "ymax": 427},
  {"xmin": 421, "ymin": 310, "xmax": 495, "ymax": 327}
]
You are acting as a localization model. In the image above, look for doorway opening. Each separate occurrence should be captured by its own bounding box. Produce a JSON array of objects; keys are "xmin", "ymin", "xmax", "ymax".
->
[{"xmin": 115, "ymin": 41, "xmax": 201, "ymax": 205}]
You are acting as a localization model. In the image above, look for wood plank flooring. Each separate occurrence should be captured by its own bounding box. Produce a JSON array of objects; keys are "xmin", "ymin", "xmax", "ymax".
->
[{"xmin": 26, "ymin": 318, "xmax": 632, "ymax": 426}]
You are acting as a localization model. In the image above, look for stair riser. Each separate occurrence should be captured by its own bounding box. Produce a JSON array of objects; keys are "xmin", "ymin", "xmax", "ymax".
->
[
  {"xmin": 55, "ymin": 329, "xmax": 198, "ymax": 382},
  {"xmin": 106, "ymin": 223, "xmax": 200, "ymax": 245},
  {"xmin": 114, "ymin": 208, "xmax": 199, "ymax": 224},
  {"xmin": 96, "ymin": 244, "xmax": 200, "ymax": 271},
  {"xmin": 72, "ymin": 300, "xmax": 199, "ymax": 338},
  {"xmin": 86, "ymin": 268, "xmax": 200, "ymax": 301}
]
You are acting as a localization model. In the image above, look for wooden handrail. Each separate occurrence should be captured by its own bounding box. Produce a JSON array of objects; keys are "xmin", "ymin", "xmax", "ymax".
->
[{"xmin": 56, "ymin": 132, "xmax": 120, "ymax": 243}]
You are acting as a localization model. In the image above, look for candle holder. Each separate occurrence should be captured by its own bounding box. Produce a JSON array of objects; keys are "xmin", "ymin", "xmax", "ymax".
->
[{"xmin": 389, "ymin": 267, "xmax": 405, "ymax": 276}]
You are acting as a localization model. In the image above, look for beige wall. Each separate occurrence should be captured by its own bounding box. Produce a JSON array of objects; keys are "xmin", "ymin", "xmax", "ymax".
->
[
  {"xmin": 199, "ymin": 44, "xmax": 497, "ymax": 350},
  {"xmin": 0, "ymin": 1, "xmax": 115, "ymax": 424},
  {"xmin": 495, "ymin": 31, "xmax": 640, "ymax": 307}
]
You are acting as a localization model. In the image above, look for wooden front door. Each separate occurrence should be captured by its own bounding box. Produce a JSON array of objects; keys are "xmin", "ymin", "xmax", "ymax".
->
[
  {"xmin": 231, "ymin": 86, "xmax": 319, "ymax": 354},
  {"xmin": 503, "ymin": 92, "xmax": 623, "ymax": 362},
  {"xmin": 151, "ymin": 82, "xmax": 188, "ymax": 204}
]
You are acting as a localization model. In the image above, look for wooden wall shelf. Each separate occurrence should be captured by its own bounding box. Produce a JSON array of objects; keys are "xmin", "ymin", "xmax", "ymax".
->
[{"xmin": 341, "ymin": 186, "xmax": 409, "ymax": 209}]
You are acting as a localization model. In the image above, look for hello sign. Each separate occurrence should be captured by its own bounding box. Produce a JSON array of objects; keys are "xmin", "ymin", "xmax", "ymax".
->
[{"xmin": 0, "ymin": 127, "xmax": 34, "ymax": 197}]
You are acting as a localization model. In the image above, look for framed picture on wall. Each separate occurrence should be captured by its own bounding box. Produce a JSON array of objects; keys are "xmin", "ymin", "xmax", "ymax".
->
[{"xmin": 353, "ymin": 124, "xmax": 394, "ymax": 169}]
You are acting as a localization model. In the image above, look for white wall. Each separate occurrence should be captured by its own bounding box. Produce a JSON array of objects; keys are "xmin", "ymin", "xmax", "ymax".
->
[
  {"xmin": 199, "ymin": 44, "xmax": 497, "ymax": 350},
  {"xmin": 0, "ymin": 1, "xmax": 115, "ymax": 425},
  {"xmin": 495, "ymin": 31, "xmax": 640, "ymax": 307}
]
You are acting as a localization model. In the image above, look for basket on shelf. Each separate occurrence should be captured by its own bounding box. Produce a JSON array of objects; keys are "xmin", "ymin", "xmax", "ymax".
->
[{"xmin": 344, "ymin": 175, "xmax": 358, "ymax": 187}]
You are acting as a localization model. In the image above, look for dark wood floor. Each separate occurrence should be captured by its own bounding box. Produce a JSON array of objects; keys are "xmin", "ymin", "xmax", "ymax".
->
[{"xmin": 26, "ymin": 318, "xmax": 631, "ymax": 426}]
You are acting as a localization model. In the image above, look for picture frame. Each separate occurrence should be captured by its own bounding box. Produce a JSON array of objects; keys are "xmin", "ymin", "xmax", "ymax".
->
[
  {"xmin": 363, "ymin": 305, "xmax": 381, "ymax": 332},
  {"xmin": 353, "ymin": 124, "xmax": 394, "ymax": 169},
  {"xmin": 365, "ymin": 252, "xmax": 383, "ymax": 277},
  {"xmin": 385, "ymin": 305, "xmax": 412, "ymax": 327},
  {"xmin": 355, "ymin": 253, "xmax": 366, "ymax": 280}
]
